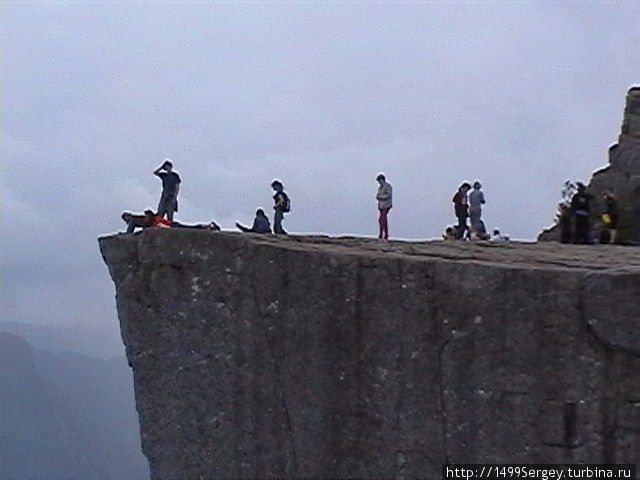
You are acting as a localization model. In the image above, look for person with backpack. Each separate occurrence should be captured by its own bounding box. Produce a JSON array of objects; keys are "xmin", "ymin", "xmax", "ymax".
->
[
  {"xmin": 236, "ymin": 209, "xmax": 272, "ymax": 234},
  {"xmin": 571, "ymin": 182, "xmax": 594, "ymax": 244},
  {"xmin": 376, "ymin": 173, "xmax": 393, "ymax": 240},
  {"xmin": 468, "ymin": 181, "xmax": 486, "ymax": 230},
  {"xmin": 271, "ymin": 180, "xmax": 290, "ymax": 235},
  {"xmin": 452, "ymin": 182, "xmax": 471, "ymax": 239},
  {"xmin": 154, "ymin": 159, "xmax": 181, "ymax": 222}
]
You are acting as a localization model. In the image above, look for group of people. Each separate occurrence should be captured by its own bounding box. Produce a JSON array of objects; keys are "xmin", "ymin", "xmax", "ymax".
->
[
  {"xmin": 445, "ymin": 180, "xmax": 505, "ymax": 241},
  {"xmin": 559, "ymin": 182, "xmax": 619, "ymax": 244},
  {"xmin": 122, "ymin": 160, "xmax": 291, "ymax": 235},
  {"xmin": 122, "ymin": 162, "xmax": 512, "ymax": 242}
]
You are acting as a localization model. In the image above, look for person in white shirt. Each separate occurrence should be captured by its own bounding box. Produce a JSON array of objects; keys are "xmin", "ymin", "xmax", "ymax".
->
[{"xmin": 376, "ymin": 173, "xmax": 393, "ymax": 240}]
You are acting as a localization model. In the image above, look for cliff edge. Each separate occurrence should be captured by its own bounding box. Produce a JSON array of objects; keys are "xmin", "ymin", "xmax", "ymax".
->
[{"xmin": 100, "ymin": 231, "xmax": 640, "ymax": 479}]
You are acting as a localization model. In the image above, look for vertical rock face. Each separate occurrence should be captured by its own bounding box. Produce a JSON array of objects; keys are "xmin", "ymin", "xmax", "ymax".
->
[
  {"xmin": 540, "ymin": 87, "xmax": 640, "ymax": 243},
  {"xmin": 100, "ymin": 231, "xmax": 640, "ymax": 479}
]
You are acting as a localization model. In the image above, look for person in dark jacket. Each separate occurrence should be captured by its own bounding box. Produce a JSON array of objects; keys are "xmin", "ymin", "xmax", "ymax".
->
[
  {"xmin": 236, "ymin": 209, "xmax": 271, "ymax": 234},
  {"xmin": 452, "ymin": 182, "xmax": 471, "ymax": 239},
  {"xmin": 154, "ymin": 160, "xmax": 181, "ymax": 222},
  {"xmin": 571, "ymin": 182, "xmax": 594, "ymax": 244},
  {"xmin": 271, "ymin": 180, "xmax": 290, "ymax": 235},
  {"xmin": 558, "ymin": 203, "xmax": 572, "ymax": 244}
]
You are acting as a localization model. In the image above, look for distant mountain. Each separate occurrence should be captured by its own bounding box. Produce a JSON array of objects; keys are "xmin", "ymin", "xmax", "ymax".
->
[
  {"xmin": 0, "ymin": 320, "xmax": 125, "ymax": 358},
  {"xmin": 0, "ymin": 332, "xmax": 149, "ymax": 480}
]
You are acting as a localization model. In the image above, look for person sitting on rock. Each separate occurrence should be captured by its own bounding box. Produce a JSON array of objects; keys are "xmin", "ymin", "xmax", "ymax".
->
[
  {"xmin": 236, "ymin": 209, "xmax": 271, "ymax": 234},
  {"xmin": 442, "ymin": 226, "xmax": 456, "ymax": 240},
  {"xmin": 490, "ymin": 228, "xmax": 510, "ymax": 242},
  {"xmin": 469, "ymin": 219, "xmax": 491, "ymax": 240}
]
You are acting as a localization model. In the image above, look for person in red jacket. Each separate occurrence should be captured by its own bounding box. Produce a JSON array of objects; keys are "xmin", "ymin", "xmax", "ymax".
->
[{"xmin": 452, "ymin": 182, "xmax": 471, "ymax": 239}]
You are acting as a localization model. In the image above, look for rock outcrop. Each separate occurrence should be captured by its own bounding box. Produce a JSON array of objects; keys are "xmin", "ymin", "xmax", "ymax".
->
[
  {"xmin": 539, "ymin": 87, "xmax": 640, "ymax": 243},
  {"xmin": 100, "ymin": 231, "xmax": 640, "ymax": 479}
]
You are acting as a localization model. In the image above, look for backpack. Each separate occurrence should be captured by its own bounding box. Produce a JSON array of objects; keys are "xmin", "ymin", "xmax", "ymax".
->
[{"xmin": 279, "ymin": 192, "xmax": 291, "ymax": 213}]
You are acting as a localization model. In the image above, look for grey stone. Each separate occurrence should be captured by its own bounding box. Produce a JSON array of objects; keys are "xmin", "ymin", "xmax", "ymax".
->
[
  {"xmin": 100, "ymin": 232, "xmax": 640, "ymax": 478},
  {"xmin": 540, "ymin": 87, "xmax": 640, "ymax": 244}
]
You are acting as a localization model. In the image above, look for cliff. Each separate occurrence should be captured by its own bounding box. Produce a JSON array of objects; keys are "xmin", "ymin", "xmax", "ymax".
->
[
  {"xmin": 539, "ymin": 87, "xmax": 640, "ymax": 243},
  {"xmin": 100, "ymin": 231, "xmax": 640, "ymax": 479}
]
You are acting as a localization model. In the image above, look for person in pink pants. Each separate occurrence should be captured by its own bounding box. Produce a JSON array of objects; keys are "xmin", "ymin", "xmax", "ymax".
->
[{"xmin": 376, "ymin": 173, "xmax": 393, "ymax": 239}]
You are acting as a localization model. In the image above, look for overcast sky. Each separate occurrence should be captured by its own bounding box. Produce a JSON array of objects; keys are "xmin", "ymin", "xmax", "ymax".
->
[{"xmin": 2, "ymin": 2, "xmax": 639, "ymax": 353}]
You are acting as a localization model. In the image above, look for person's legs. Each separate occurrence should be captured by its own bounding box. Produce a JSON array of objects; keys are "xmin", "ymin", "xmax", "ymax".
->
[
  {"xmin": 158, "ymin": 194, "xmax": 169, "ymax": 218},
  {"xmin": 126, "ymin": 221, "xmax": 136, "ymax": 234},
  {"xmin": 165, "ymin": 197, "xmax": 176, "ymax": 222},
  {"xmin": 469, "ymin": 208, "xmax": 480, "ymax": 230},
  {"xmin": 575, "ymin": 216, "xmax": 588, "ymax": 243},
  {"xmin": 382, "ymin": 208, "xmax": 389, "ymax": 239},
  {"xmin": 378, "ymin": 208, "xmax": 389, "ymax": 239},
  {"xmin": 456, "ymin": 215, "xmax": 467, "ymax": 239},
  {"xmin": 274, "ymin": 209, "xmax": 285, "ymax": 234}
]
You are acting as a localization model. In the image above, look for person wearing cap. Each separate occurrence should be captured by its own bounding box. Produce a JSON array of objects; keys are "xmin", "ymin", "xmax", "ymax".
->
[
  {"xmin": 570, "ymin": 182, "xmax": 594, "ymax": 244},
  {"xmin": 271, "ymin": 180, "xmax": 290, "ymax": 235},
  {"xmin": 154, "ymin": 160, "xmax": 181, "ymax": 222},
  {"xmin": 376, "ymin": 173, "xmax": 393, "ymax": 240}
]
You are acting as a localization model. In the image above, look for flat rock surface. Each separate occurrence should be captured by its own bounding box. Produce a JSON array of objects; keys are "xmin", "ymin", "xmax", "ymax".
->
[{"xmin": 100, "ymin": 230, "xmax": 640, "ymax": 479}]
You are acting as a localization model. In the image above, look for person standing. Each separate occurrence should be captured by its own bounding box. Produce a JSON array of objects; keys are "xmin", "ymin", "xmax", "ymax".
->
[
  {"xmin": 571, "ymin": 182, "xmax": 593, "ymax": 244},
  {"xmin": 271, "ymin": 180, "xmax": 290, "ymax": 235},
  {"xmin": 452, "ymin": 182, "xmax": 471, "ymax": 239},
  {"xmin": 376, "ymin": 173, "xmax": 393, "ymax": 240},
  {"xmin": 154, "ymin": 160, "xmax": 181, "ymax": 222},
  {"xmin": 468, "ymin": 181, "xmax": 486, "ymax": 230},
  {"xmin": 600, "ymin": 190, "xmax": 619, "ymax": 244}
]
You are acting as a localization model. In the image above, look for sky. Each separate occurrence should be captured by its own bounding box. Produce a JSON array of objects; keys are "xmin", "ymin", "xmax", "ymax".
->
[{"xmin": 2, "ymin": 2, "xmax": 639, "ymax": 354}]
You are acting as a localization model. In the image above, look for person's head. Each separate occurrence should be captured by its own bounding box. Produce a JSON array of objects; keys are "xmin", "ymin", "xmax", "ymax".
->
[
  {"xmin": 121, "ymin": 212, "xmax": 132, "ymax": 222},
  {"xmin": 163, "ymin": 160, "xmax": 173, "ymax": 171},
  {"xmin": 445, "ymin": 226, "xmax": 454, "ymax": 234},
  {"xmin": 460, "ymin": 182, "xmax": 471, "ymax": 192},
  {"xmin": 493, "ymin": 229, "xmax": 500, "ymax": 236},
  {"xmin": 271, "ymin": 180, "xmax": 283, "ymax": 191},
  {"xmin": 376, "ymin": 173, "xmax": 386, "ymax": 185},
  {"xmin": 256, "ymin": 208, "xmax": 265, "ymax": 217},
  {"xmin": 144, "ymin": 209, "xmax": 155, "ymax": 218},
  {"xmin": 473, "ymin": 181, "xmax": 481, "ymax": 190}
]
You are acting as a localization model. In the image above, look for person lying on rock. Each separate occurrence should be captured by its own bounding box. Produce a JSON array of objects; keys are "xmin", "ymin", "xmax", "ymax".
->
[
  {"xmin": 122, "ymin": 210, "xmax": 170, "ymax": 233},
  {"xmin": 236, "ymin": 209, "xmax": 271, "ymax": 234},
  {"xmin": 123, "ymin": 211, "xmax": 219, "ymax": 233},
  {"xmin": 173, "ymin": 220, "xmax": 220, "ymax": 231}
]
